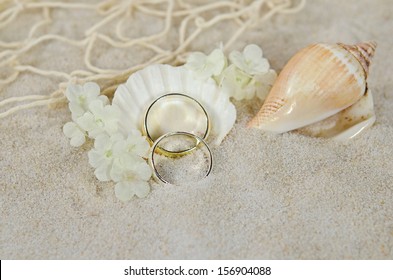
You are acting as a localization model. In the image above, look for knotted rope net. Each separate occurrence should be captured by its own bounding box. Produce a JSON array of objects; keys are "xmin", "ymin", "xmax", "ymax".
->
[{"xmin": 0, "ymin": 0, "xmax": 305, "ymax": 119}]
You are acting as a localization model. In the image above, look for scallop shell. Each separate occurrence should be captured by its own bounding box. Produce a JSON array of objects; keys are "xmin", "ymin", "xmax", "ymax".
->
[
  {"xmin": 248, "ymin": 41, "xmax": 376, "ymax": 137},
  {"xmin": 112, "ymin": 64, "xmax": 236, "ymax": 146}
]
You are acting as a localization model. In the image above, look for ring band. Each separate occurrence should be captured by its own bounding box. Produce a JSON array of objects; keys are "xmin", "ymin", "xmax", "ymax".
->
[
  {"xmin": 149, "ymin": 131, "xmax": 213, "ymax": 185},
  {"xmin": 143, "ymin": 93, "xmax": 210, "ymax": 155}
]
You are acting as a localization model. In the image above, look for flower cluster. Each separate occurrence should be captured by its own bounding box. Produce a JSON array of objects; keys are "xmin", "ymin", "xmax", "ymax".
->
[
  {"xmin": 63, "ymin": 43, "xmax": 275, "ymax": 202},
  {"xmin": 63, "ymin": 82, "xmax": 152, "ymax": 201},
  {"xmin": 184, "ymin": 44, "xmax": 277, "ymax": 101}
]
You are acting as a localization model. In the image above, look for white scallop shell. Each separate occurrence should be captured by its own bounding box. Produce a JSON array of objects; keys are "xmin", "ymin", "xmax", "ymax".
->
[{"xmin": 112, "ymin": 64, "xmax": 236, "ymax": 146}]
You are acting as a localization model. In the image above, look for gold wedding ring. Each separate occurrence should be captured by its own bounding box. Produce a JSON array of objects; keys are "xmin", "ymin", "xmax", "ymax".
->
[
  {"xmin": 143, "ymin": 93, "xmax": 210, "ymax": 155},
  {"xmin": 144, "ymin": 93, "xmax": 213, "ymax": 185},
  {"xmin": 148, "ymin": 131, "xmax": 213, "ymax": 185}
]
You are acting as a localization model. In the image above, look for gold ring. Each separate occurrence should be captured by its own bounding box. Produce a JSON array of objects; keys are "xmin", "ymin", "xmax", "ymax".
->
[
  {"xmin": 143, "ymin": 93, "xmax": 210, "ymax": 155},
  {"xmin": 149, "ymin": 131, "xmax": 213, "ymax": 185}
]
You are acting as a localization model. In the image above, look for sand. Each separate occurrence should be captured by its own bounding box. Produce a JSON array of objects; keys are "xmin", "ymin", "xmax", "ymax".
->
[{"xmin": 1, "ymin": 0, "xmax": 392, "ymax": 259}]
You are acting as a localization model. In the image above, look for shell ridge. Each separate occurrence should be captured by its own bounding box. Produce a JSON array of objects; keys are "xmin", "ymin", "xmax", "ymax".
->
[
  {"xmin": 166, "ymin": 66, "xmax": 184, "ymax": 93},
  {"xmin": 337, "ymin": 41, "xmax": 376, "ymax": 78},
  {"xmin": 128, "ymin": 74, "xmax": 152, "ymax": 127},
  {"xmin": 115, "ymin": 85, "xmax": 139, "ymax": 132},
  {"xmin": 143, "ymin": 64, "xmax": 166, "ymax": 97},
  {"xmin": 161, "ymin": 64, "xmax": 172, "ymax": 93},
  {"xmin": 322, "ymin": 44, "xmax": 365, "ymax": 91},
  {"xmin": 127, "ymin": 72, "xmax": 149, "ymax": 109}
]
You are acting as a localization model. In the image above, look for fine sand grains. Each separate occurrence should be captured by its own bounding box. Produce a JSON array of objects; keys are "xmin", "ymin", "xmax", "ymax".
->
[{"xmin": 1, "ymin": 0, "xmax": 393, "ymax": 259}]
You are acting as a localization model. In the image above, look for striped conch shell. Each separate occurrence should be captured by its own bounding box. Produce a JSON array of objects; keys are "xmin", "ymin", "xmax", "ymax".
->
[{"xmin": 248, "ymin": 41, "xmax": 377, "ymax": 139}]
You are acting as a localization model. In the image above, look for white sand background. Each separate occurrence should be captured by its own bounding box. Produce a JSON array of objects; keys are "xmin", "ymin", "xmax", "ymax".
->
[{"xmin": 1, "ymin": 0, "xmax": 392, "ymax": 259}]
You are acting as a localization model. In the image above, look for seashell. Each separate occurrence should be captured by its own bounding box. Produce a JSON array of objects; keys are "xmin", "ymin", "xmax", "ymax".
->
[
  {"xmin": 112, "ymin": 64, "xmax": 236, "ymax": 146},
  {"xmin": 248, "ymin": 41, "xmax": 376, "ymax": 137},
  {"xmin": 296, "ymin": 89, "xmax": 376, "ymax": 140}
]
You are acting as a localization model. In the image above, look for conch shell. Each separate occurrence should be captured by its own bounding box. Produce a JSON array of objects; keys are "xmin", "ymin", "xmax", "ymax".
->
[{"xmin": 248, "ymin": 41, "xmax": 377, "ymax": 139}]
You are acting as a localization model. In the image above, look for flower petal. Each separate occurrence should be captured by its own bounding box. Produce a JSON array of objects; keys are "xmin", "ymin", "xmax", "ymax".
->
[
  {"xmin": 185, "ymin": 48, "xmax": 227, "ymax": 80},
  {"xmin": 207, "ymin": 48, "xmax": 226, "ymax": 76},
  {"xmin": 114, "ymin": 181, "xmax": 136, "ymax": 201},
  {"xmin": 109, "ymin": 158, "xmax": 124, "ymax": 182},
  {"xmin": 125, "ymin": 135, "xmax": 150, "ymax": 158},
  {"xmin": 185, "ymin": 52, "xmax": 207, "ymax": 69},
  {"xmin": 103, "ymin": 118, "xmax": 119, "ymax": 135},
  {"xmin": 63, "ymin": 122, "xmax": 86, "ymax": 147},
  {"xmin": 65, "ymin": 84, "xmax": 82, "ymax": 103},
  {"xmin": 98, "ymin": 95, "xmax": 109, "ymax": 105},
  {"xmin": 252, "ymin": 58, "xmax": 270, "ymax": 74},
  {"xmin": 243, "ymin": 44, "xmax": 263, "ymax": 61},
  {"xmin": 94, "ymin": 163, "xmax": 111, "ymax": 181},
  {"xmin": 94, "ymin": 133, "xmax": 111, "ymax": 150},
  {"xmin": 83, "ymin": 82, "xmax": 100, "ymax": 98},
  {"xmin": 70, "ymin": 134, "xmax": 85, "ymax": 147},
  {"xmin": 68, "ymin": 103, "xmax": 85, "ymax": 119},
  {"xmin": 63, "ymin": 122, "xmax": 78, "ymax": 137},
  {"xmin": 76, "ymin": 112, "xmax": 95, "ymax": 132},
  {"xmin": 88, "ymin": 99, "xmax": 104, "ymax": 116},
  {"xmin": 135, "ymin": 162, "xmax": 153, "ymax": 181},
  {"xmin": 229, "ymin": 50, "xmax": 246, "ymax": 70},
  {"xmin": 88, "ymin": 149, "xmax": 103, "ymax": 168},
  {"xmin": 222, "ymin": 65, "xmax": 258, "ymax": 100},
  {"xmin": 112, "ymin": 140, "xmax": 127, "ymax": 157},
  {"xmin": 133, "ymin": 180, "xmax": 150, "ymax": 198}
]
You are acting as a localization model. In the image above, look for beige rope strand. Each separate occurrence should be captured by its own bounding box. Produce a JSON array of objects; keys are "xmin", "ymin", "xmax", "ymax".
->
[
  {"xmin": 85, "ymin": 4, "xmax": 127, "ymax": 36},
  {"xmin": 279, "ymin": 0, "xmax": 306, "ymax": 13},
  {"xmin": 0, "ymin": 71, "xmax": 19, "ymax": 85},
  {"xmin": 0, "ymin": 7, "xmax": 17, "ymax": 22},
  {"xmin": 0, "ymin": 0, "xmax": 306, "ymax": 120},
  {"xmin": 24, "ymin": 2, "xmax": 97, "ymax": 10},
  {"xmin": 0, "ymin": 97, "xmax": 64, "ymax": 119},
  {"xmin": 97, "ymin": 0, "xmax": 123, "ymax": 15},
  {"xmin": 0, "ymin": 34, "xmax": 89, "ymax": 63},
  {"xmin": 118, "ymin": 0, "xmax": 174, "ymax": 45},
  {"xmin": 0, "ymin": 95, "xmax": 49, "ymax": 108},
  {"xmin": 135, "ymin": 1, "xmax": 243, "ymax": 17},
  {"xmin": 27, "ymin": 7, "xmax": 52, "ymax": 39},
  {"xmin": 0, "ymin": 6, "xmax": 21, "ymax": 29},
  {"xmin": 14, "ymin": 65, "xmax": 72, "ymax": 80},
  {"xmin": 176, "ymin": 0, "xmax": 267, "ymax": 54},
  {"xmin": 97, "ymin": 33, "xmax": 170, "ymax": 55},
  {"xmin": 83, "ymin": 33, "xmax": 118, "ymax": 74},
  {"xmin": 224, "ymin": 19, "xmax": 254, "ymax": 51}
]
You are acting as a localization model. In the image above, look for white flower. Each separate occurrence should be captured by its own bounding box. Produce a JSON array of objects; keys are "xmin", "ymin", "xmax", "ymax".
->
[
  {"xmin": 112, "ymin": 130, "xmax": 151, "ymax": 160},
  {"xmin": 115, "ymin": 179, "xmax": 150, "ymax": 201},
  {"xmin": 222, "ymin": 67, "xmax": 277, "ymax": 101},
  {"xmin": 111, "ymin": 132, "xmax": 152, "ymax": 201},
  {"xmin": 88, "ymin": 131, "xmax": 153, "ymax": 201},
  {"xmin": 185, "ymin": 48, "xmax": 226, "ymax": 80},
  {"xmin": 88, "ymin": 133, "xmax": 124, "ymax": 181},
  {"xmin": 64, "ymin": 81, "xmax": 154, "ymax": 201},
  {"xmin": 110, "ymin": 158, "xmax": 152, "ymax": 182},
  {"xmin": 66, "ymin": 82, "xmax": 109, "ymax": 119},
  {"xmin": 221, "ymin": 45, "xmax": 277, "ymax": 100},
  {"xmin": 255, "ymin": 69, "xmax": 277, "ymax": 100},
  {"xmin": 229, "ymin": 44, "xmax": 270, "ymax": 75},
  {"xmin": 63, "ymin": 121, "xmax": 87, "ymax": 147},
  {"xmin": 76, "ymin": 100, "xmax": 120, "ymax": 138},
  {"xmin": 221, "ymin": 65, "xmax": 256, "ymax": 100}
]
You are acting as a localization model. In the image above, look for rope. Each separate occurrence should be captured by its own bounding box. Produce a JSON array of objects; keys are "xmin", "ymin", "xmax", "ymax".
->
[{"xmin": 0, "ymin": 0, "xmax": 305, "ymax": 119}]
